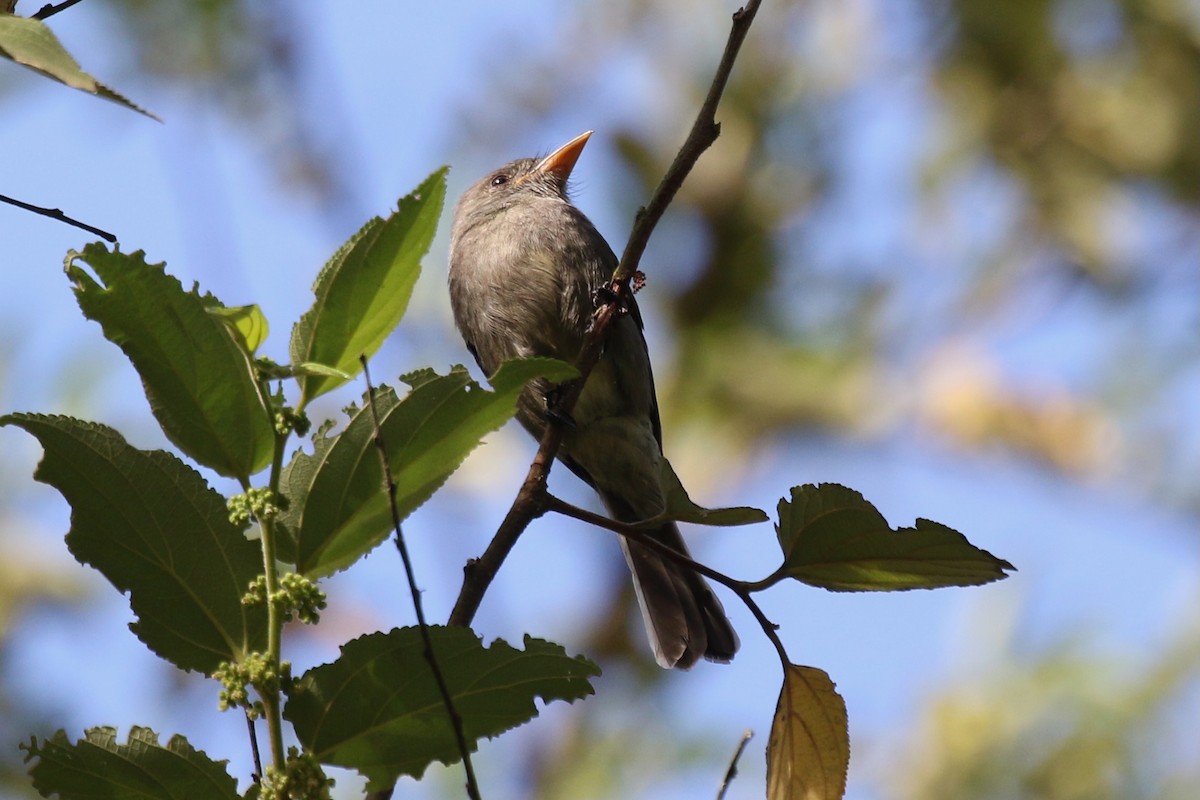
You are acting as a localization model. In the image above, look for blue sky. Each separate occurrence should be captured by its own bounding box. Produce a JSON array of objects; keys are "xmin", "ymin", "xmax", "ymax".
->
[{"xmin": 2, "ymin": 2, "xmax": 1197, "ymax": 798}]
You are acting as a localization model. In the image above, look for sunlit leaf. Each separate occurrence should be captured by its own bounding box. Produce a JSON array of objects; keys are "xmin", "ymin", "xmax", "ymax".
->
[
  {"xmin": 207, "ymin": 303, "xmax": 269, "ymax": 354},
  {"xmin": 776, "ymin": 484, "xmax": 1014, "ymax": 591},
  {"xmin": 291, "ymin": 169, "xmax": 446, "ymax": 404},
  {"xmin": 66, "ymin": 243, "xmax": 275, "ymax": 480},
  {"xmin": 286, "ymin": 627, "xmax": 599, "ymax": 791},
  {"xmin": 766, "ymin": 664, "xmax": 849, "ymax": 800}
]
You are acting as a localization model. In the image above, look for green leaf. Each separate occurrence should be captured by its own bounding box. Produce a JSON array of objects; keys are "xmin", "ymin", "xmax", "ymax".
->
[
  {"xmin": 0, "ymin": 16, "xmax": 158, "ymax": 120},
  {"xmin": 207, "ymin": 303, "xmax": 269, "ymax": 354},
  {"xmin": 766, "ymin": 664, "xmax": 849, "ymax": 800},
  {"xmin": 22, "ymin": 727, "xmax": 239, "ymax": 800},
  {"xmin": 286, "ymin": 627, "xmax": 599, "ymax": 791},
  {"xmin": 291, "ymin": 169, "xmax": 447, "ymax": 404},
  {"xmin": 67, "ymin": 244, "xmax": 276, "ymax": 479},
  {"xmin": 643, "ymin": 457, "xmax": 767, "ymax": 527},
  {"xmin": 1, "ymin": 414, "xmax": 267, "ymax": 674},
  {"xmin": 294, "ymin": 361, "xmax": 353, "ymax": 379},
  {"xmin": 280, "ymin": 358, "xmax": 576, "ymax": 577},
  {"xmin": 776, "ymin": 484, "xmax": 1015, "ymax": 591}
]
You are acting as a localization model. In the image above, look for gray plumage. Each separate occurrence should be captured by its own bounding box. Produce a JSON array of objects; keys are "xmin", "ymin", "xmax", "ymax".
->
[{"xmin": 448, "ymin": 131, "xmax": 738, "ymax": 669}]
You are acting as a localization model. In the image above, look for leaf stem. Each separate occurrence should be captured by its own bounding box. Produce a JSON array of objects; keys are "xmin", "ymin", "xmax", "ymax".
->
[
  {"xmin": 740, "ymin": 568, "xmax": 785, "ymax": 593},
  {"xmin": 249, "ymin": 431, "xmax": 289, "ymax": 773}
]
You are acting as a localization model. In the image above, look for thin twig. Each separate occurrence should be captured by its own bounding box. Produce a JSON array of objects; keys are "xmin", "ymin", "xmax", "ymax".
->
[
  {"xmin": 542, "ymin": 494, "xmax": 751, "ymax": 594},
  {"xmin": 244, "ymin": 711, "xmax": 263, "ymax": 786},
  {"xmin": 360, "ymin": 356, "xmax": 482, "ymax": 800},
  {"xmin": 1, "ymin": 193, "xmax": 117, "ymax": 242},
  {"xmin": 31, "ymin": 0, "xmax": 86, "ymax": 21},
  {"xmin": 614, "ymin": 0, "xmax": 762, "ymax": 284},
  {"xmin": 543, "ymin": 493, "xmax": 790, "ymax": 665},
  {"xmin": 449, "ymin": 0, "xmax": 764, "ymax": 629},
  {"xmin": 716, "ymin": 730, "xmax": 754, "ymax": 800}
]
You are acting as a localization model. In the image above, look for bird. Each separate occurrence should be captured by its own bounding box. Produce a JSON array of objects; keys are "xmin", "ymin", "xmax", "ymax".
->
[{"xmin": 447, "ymin": 130, "xmax": 738, "ymax": 669}]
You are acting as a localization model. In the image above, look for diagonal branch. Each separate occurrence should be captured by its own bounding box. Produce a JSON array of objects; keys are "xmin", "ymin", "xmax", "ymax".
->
[
  {"xmin": 449, "ymin": 0, "xmax": 764, "ymax": 629},
  {"xmin": 716, "ymin": 730, "xmax": 755, "ymax": 800},
  {"xmin": 31, "ymin": 0, "xmax": 86, "ymax": 21},
  {"xmin": 0, "ymin": 192, "xmax": 117, "ymax": 242},
  {"xmin": 615, "ymin": 0, "xmax": 762, "ymax": 285}
]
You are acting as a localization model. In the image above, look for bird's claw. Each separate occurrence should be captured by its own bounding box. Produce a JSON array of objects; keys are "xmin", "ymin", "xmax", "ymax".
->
[
  {"xmin": 592, "ymin": 283, "xmax": 632, "ymax": 316},
  {"xmin": 545, "ymin": 386, "xmax": 577, "ymax": 428}
]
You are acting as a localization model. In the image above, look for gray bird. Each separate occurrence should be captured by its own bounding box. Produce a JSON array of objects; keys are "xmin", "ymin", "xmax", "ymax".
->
[{"xmin": 448, "ymin": 131, "xmax": 738, "ymax": 669}]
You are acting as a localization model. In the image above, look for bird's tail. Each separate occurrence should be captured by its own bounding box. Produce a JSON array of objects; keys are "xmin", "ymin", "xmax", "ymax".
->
[{"xmin": 614, "ymin": 516, "xmax": 739, "ymax": 669}]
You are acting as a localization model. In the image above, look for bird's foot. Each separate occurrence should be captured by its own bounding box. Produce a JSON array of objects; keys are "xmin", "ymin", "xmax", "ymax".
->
[
  {"xmin": 592, "ymin": 284, "xmax": 621, "ymax": 309},
  {"xmin": 544, "ymin": 386, "xmax": 577, "ymax": 428},
  {"xmin": 592, "ymin": 282, "xmax": 635, "ymax": 315}
]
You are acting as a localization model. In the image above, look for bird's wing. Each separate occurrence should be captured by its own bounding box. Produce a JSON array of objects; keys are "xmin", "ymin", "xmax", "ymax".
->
[{"xmin": 625, "ymin": 291, "xmax": 665, "ymax": 451}]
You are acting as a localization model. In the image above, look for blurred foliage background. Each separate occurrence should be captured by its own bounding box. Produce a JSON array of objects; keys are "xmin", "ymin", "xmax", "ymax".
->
[{"xmin": 2, "ymin": 0, "xmax": 1197, "ymax": 798}]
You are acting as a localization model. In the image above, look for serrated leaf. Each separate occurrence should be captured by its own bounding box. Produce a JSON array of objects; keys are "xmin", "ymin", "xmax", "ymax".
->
[
  {"xmin": 766, "ymin": 664, "xmax": 849, "ymax": 800},
  {"xmin": 776, "ymin": 484, "xmax": 1015, "ymax": 591},
  {"xmin": 0, "ymin": 16, "xmax": 158, "ymax": 120},
  {"xmin": 280, "ymin": 358, "xmax": 576, "ymax": 577},
  {"xmin": 22, "ymin": 726, "xmax": 239, "ymax": 800},
  {"xmin": 66, "ymin": 243, "xmax": 275, "ymax": 479},
  {"xmin": 292, "ymin": 169, "xmax": 447, "ymax": 404},
  {"xmin": 640, "ymin": 457, "xmax": 767, "ymax": 527},
  {"xmin": 207, "ymin": 303, "xmax": 269, "ymax": 354},
  {"xmin": 285, "ymin": 627, "xmax": 599, "ymax": 791},
  {"xmin": 1, "ymin": 414, "xmax": 267, "ymax": 674}
]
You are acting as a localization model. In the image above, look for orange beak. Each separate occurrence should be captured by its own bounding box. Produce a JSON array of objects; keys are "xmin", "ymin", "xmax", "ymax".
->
[{"xmin": 533, "ymin": 130, "xmax": 593, "ymax": 183}]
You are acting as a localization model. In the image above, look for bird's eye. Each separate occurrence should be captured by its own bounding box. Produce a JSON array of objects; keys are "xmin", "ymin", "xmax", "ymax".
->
[{"xmin": 490, "ymin": 174, "xmax": 509, "ymax": 187}]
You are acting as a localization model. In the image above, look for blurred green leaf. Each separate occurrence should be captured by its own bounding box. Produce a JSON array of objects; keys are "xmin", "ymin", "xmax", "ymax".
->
[
  {"xmin": 22, "ymin": 727, "xmax": 238, "ymax": 800},
  {"xmin": 280, "ymin": 357, "xmax": 576, "ymax": 576},
  {"xmin": 67, "ymin": 243, "xmax": 275, "ymax": 480},
  {"xmin": 776, "ymin": 484, "xmax": 1014, "ymax": 591},
  {"xmin": 766, "ymin": 664, "xmax": 849, "ymax": 800},
  {"xmin": 291, "ymin": 168, "xmax": 446, "ymax": 404},
  {"xmin": 286, "ymin": 627, "xmax": 599, "ymax": 791},
  {"xmin": 0, "ymin": 15, "xmax": 158, "ymax": 119},
  {"xmin": 0, "ymin": 414, "xmax": 267, "ymax": 674}
]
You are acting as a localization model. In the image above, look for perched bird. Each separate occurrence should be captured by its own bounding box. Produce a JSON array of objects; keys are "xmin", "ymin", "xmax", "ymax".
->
[{"xmin": 448, "ymin": 131, "xmax": 738, "ymax": 669}]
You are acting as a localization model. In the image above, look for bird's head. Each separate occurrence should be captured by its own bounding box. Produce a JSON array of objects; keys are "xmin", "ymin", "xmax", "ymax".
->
[{"xmin": 452, "ymin": 130, "xmax": 593, "ymax": 231}]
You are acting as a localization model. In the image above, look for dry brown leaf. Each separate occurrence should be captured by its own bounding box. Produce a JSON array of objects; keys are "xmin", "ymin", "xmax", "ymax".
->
[{"xmin": 766, "ymin": 664, "xmax": 849, "ymax": 800}]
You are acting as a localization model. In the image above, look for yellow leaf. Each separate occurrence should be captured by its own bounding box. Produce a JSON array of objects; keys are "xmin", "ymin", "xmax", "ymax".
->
[
  {"xmin": 208, "ymin": 304, "xmax": 269, "ymax": 354},
  {"xmin": 766, "ymin": 664, "xmax": 849, "ymax": 800}
]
